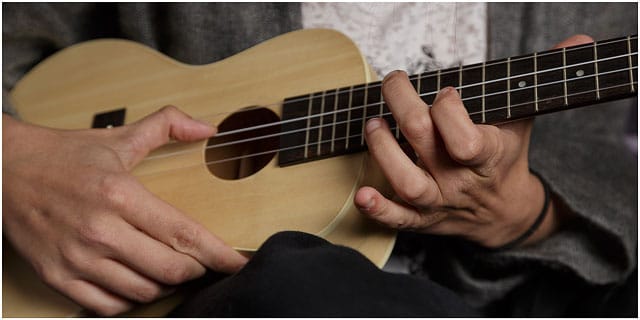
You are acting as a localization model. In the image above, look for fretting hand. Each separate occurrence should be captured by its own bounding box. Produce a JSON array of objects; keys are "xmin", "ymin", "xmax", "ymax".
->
[
  {"xmin": 2, "ymin": 106, "xmax": 248, "ymax": 316},
  {"xmin": 355, "ymin": 35, "xmax": 593, "ymax": 248}
]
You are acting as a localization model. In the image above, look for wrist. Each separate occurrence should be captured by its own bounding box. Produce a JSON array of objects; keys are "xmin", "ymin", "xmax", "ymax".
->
[{"xmin": 496, "ymin": 171, "xmax": 559, "ymax": 249}]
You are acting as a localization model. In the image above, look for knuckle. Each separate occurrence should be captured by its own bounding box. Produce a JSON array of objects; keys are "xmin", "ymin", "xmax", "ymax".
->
[
  {"xmin": 170, "ymin": 223, "xmax": 201, "ymax": 254},
  {"xmin": 124, "ymin": 132, "xmax": 150, "ymax": 157},
  {"xmin": 161, "ymin": 262, "xmax": 193, "ymax": 285},
  {"xmin": 39, "ymin": 266, "xmax": 64, "ymax": 288},
  {"xmin": 401, "ymin": 116, "xmax": 431, "ymax": 142},
  {"xmin": 97, "ymin": 173, "xmax": 132, "ymax": 210},
  {"xmin": 131, "ymin": 283, "xmax": 163, "ymax": 303},
  {"xmin": 78, "ymin": 223, "xmax": 106, "ymax": 247},
  {"xmin": 160, "ymin": 104, "xmax": 179, "ymax": 114},
  {"xmin": 158, "ymin": 105, "xmax": 185, "ymax": 123},
  {"xmin": 59, "ymin": 242, "xmax": 90, "ymax": 271},
  {"xmin": 397, "ymin": 177, "xmax": 433, "ymax": 204},
  {"xmin": 452, "ymin": 135, "xmax": 484, "ymax": 163},
  {"xmin": 78, "ymin": 218, "xmax": 114, "ymax": 249}
]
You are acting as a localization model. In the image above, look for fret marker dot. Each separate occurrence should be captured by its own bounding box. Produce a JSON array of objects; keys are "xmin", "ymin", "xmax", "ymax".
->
[
  {"xmin": 576, "ymin": 69, "xmax": 585, "ymax": 77},
  {"xmin": 518, "ymin": 81, "xmax": 526, "ymax": 88}
]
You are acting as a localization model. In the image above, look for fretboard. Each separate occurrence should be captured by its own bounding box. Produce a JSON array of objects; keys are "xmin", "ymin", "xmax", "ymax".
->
[{"xmin": 278, "ymin": 35, "xmax": 638, "ymax": 167}]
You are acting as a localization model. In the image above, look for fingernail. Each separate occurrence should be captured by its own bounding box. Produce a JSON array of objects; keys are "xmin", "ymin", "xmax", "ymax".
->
[
  {"xmin": 382, "ymin": 70, "xmax": 407, "ymax": 84},
  {"xmin": 196, "ymin": 119, "xmax": 213, "ymax": 127},
  {"xmin": 366, "ymin": 118, "xmax": 382, "ymax": 134},
  {"xmin": 360, "ymin": 197, "xmax": 375, "ymax": 210},
  {"xmin": 439, "ymin": 86, "xmax": 454, "ymax": 95},
  {"xmin": 195, "ymin": 119, "xmax": 217, "ymax": 135},
  {"xmin": 434, "ymin": 86, "xmax": 457, "ymax": 104}
]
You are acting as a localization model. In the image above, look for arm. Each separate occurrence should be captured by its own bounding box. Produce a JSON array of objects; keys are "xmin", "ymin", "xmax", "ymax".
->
[{"xmin": 2, "ymin": 107, "xmax": 247, "ymax": 316}]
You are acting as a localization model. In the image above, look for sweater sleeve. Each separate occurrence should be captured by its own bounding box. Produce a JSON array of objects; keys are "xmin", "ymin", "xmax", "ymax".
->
[
  {"xmin": 398, "ymin": 3, "xmax": 638, "ymax": 310},
  {"xmin": 2, "ymin": 3, "xmax": 114, "ymax": 116},
  {"xmin": 486, "ymin": 1, "xmax": 638, "ymax": 286}
]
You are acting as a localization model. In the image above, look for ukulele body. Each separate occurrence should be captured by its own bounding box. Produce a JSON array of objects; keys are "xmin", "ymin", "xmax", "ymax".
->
[{"xmin": 3, "ymin": 29, "xmax": 396, "ymax": 317}]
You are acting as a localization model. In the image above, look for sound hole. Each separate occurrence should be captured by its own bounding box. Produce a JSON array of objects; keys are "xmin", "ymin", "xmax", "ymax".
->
[{"xmin": 205, "ymin": 108, "xmax": 280, "ymax": 180}]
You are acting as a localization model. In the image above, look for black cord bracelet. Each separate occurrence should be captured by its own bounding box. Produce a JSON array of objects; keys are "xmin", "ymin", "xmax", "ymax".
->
[{"xmin": 491, "ymin": 170, "xmax": 551, "ymax": 251}]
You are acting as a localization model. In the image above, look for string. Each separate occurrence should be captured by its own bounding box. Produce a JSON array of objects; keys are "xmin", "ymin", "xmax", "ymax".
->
[
  {"xmin": 144, "ymin": 64, "xmax": 637, "ymax": 161},
  {"xmin": 191, "ymin": 36, "xmax": 638, "ymax": 122},
  {"xmin": 137, "ymin": 80, "xmax": 638, "ymax": 175},
  {"xmin": 146, "ymin": 37, "xmax": 638, "ymax": 141},
  {"xmin": 200, "ymin": 51, "xmax": 637, "ymax": 140}
]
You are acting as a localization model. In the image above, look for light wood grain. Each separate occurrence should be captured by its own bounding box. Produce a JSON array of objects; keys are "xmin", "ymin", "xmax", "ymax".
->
[{"xmin": 4, "ymin": 29, "xmax": 396, "ymax": 317}]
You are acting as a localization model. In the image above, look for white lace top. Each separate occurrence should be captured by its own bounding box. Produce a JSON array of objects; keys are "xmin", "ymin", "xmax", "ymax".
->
[{"xmin": 302, "ymin": 3, "xmax": 487, "ymax": 79}]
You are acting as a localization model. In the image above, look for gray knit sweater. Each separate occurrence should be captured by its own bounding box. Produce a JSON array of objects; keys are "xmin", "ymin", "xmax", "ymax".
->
[{"xmin": 3, "ymin": 2, "xmax": 637, "ymax": 314}]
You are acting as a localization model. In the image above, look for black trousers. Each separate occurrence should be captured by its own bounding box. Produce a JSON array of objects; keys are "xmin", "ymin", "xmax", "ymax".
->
[{"xmin": 170, "ymin": 231, "xmax": 478, "ymax": 317}]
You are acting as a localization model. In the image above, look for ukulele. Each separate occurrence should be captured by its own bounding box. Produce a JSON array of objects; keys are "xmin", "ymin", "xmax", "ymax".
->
[{"xmin": 3, "ymin": 29, "xmax": 637, "ymax": 317}]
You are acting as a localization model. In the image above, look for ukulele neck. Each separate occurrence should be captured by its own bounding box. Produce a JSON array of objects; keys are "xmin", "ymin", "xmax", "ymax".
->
[{"xmin": 278, "ymin": 35, "xmax": 638, "ymax": 167}]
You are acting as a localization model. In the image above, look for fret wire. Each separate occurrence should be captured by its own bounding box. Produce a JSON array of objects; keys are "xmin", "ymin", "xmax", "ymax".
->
[
  {"xmin": 186, "ymin": 64, "xmax": 639, "ymax": 155},
  {"xmin": 628, "ymin": 36, "xmax": 636, "ymax": 93},
  {"xmin": 449, "ymin": 36, "xmax": 638, "ymax": 78},
  {"xmin": 196, "ymin": 76, "xmax": 639, "ymax": 154},
  {"xmin": 458, "ymin": 64, "xmax": 463, "ymax": 97},
  {"xmin": 423, "ymin": 53, "xmax": 634, "ymax": 98},
  {"xmin": 562, "ymin": 48, "xmax": 569, "ymax": 106},
  {"xmin": 393, "ymin": 85, "xmax": 400, "ymax": 139},
  {"xmin": 379, "ymin": 85, "xmax": 384, "ymax": 118},
  {"xmin": 594, "ymin": 42, "xmax": 601, "ymax": 100},
  {"xmin": 207, "ymin": 63, "xmax": 637, "ymax": 143},
  {"xmin": 361, "ymin": 83, "xmax": 368, "ymax": 146},
  {"xmin": 403, "ymin": 37, "xmax": 637, "ymax": 81},
  {"xmin": 481, "ymin": 61, "xmax": 486, "ymax": 123},
  {"xmin": 196, "ymin": 80, "xmax": 639, "ymax": 168},
  {"xmin": 457, "ymin": 66, "xmax": 633, "ymax": 106},
  {"xmin": 409, "ymin": 50, "xmax": 633, "ymax": 100},
  {"xmin": 345, "ymin": 86, "xmax": 353, "ymax": 150},
  {"xmin": 331, "ymin": 89, "xmax": 339, "ymax": 153},
  {"xmin": 159, "ymin": 53, "xmax": 637, "ymax": 156},
  {"xmin": 316, "ymin": 90, "xmax": 326, "ymax": 156},
  {"xmin": 148, "ymin": 72, "xmax": 638, "ymax": 163},
  {"xmin": 437, "ymin": 69, "xmax": 441, "ymax": 91},
  {"xmin": 202, "ymin": 42, "xmax": 637, "ymax": 117},
  {"xmin": 473, "ymin": 36, "xmax": 637, "ymax": 73},
  {"xmin": 469, "ymin": 81, "xmax": 636, "ymax": 117},
  {"xmin": 417, "ymin": 72, "xmax": 422, "ymax": 96},
  {"xmin": 304, "ymin": 93, "xmax": 313, "ymax": 159},
  {"xmin": 507, "ymin": 57, "xmax": 512, "ymax": 118},
  {"xmin": 534, "ymin": 52, "xmax": 539, "ymax": 112},
  {"xmin": 151, "ymin": 39, "xmax": 639, "ymax": 159}
]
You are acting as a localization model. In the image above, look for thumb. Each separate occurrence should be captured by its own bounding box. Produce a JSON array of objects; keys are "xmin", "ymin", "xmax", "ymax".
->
[{"xmin": 118, "ymin": 105, "xmax": 216, "ymax": 168}]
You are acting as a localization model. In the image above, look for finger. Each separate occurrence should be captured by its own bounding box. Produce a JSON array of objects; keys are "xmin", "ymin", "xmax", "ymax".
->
[
  {"xmin": 430, "ymin": 87, "xmax": 500, "ymax": 168},
  {"xmin": 553, "ymin": 34, "xmax": 593, "ymax": 49},
  {"xmin": 80, "ymin": 258, "xmax": 170, "ymax": 304},
  {"xmin": 61, "ymin": 278, "xmax": 132, "ymax": 316},
  {"xmin": 382, "ymin": 70, "xmax": 438, "ymax": 160},
  {"xmin": 119, "ymin": 182, "xmax": 248, "ymax": 274},
  {"xmin": 96, "ymin": 217, "xmax": 207, "ymax": 286},
  {"xmin": 364, "ymin": 118, "xmax": 441, "ymax": 207},
  {"xmin": 355, "ymin": 186, "xmax": 448, "ymax": 231},
  {"xmin": 120, "ymin": 105, "xmax": 216, "ymax": 167}
]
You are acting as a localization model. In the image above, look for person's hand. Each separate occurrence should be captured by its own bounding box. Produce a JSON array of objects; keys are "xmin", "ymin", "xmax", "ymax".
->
[
  {"xmin": 2, "ymin": 106, "xmax": 248, "ymax": 316},
  {"xmin": 355, "ymin": 35, "xmax": 593, "ymax": 248}
]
